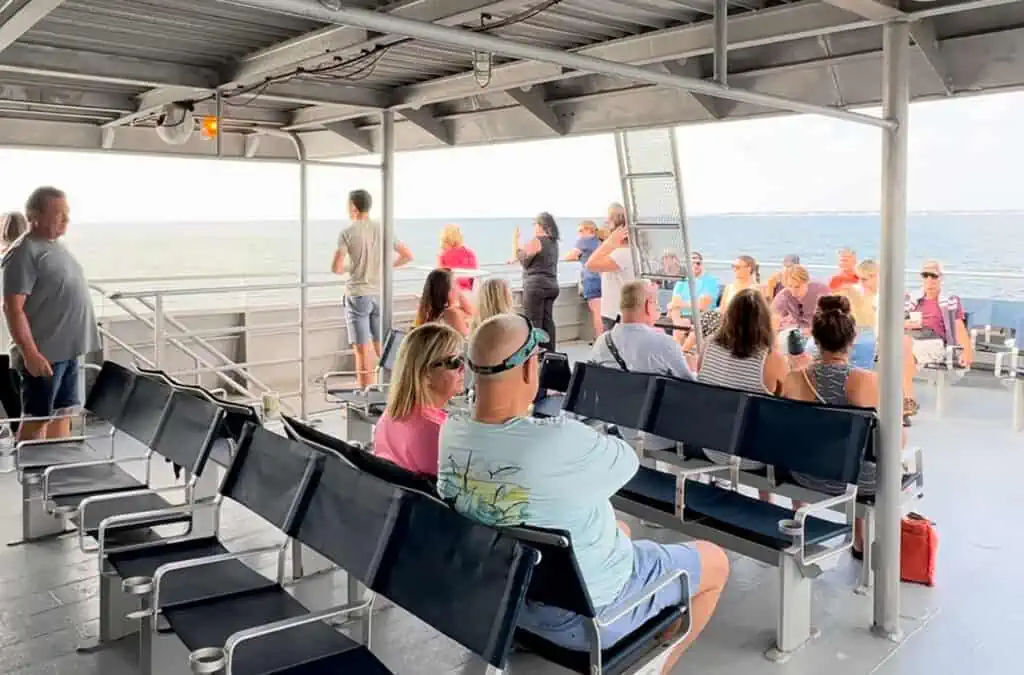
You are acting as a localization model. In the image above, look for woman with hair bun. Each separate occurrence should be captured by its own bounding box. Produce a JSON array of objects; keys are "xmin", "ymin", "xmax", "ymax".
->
[{"xmin": 783, "ymin": 294, "xmax": 897, "ymax": 558}]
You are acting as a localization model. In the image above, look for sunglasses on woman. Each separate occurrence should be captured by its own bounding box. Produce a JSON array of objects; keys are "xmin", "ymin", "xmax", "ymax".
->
[{"xmin": 432, "ymin": 355, "xmax": 465, "ymax": 371}]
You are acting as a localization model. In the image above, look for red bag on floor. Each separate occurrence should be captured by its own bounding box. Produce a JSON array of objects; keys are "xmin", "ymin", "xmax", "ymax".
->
[{"xmin": 901, "ymin": 513, "xmax": 938, "ymax": 586}]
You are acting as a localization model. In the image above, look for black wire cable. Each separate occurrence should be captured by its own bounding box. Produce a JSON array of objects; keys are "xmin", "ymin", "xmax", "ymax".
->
[{"xmin": 157, "ymin": 0, "xmax": 566, "ymax": 120}]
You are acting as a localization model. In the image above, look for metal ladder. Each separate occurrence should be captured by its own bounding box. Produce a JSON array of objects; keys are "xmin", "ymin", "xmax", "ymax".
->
[{"xmin": 614, "ymin": 127, "xmax": 705, "ymax": 345}]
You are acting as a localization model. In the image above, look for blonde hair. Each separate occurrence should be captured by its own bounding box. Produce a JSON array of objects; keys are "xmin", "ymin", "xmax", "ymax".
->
[
  {"xmin": 620, "ymin": 280, "xmax": 651, "ymax": 312},
  {"xmin": 386, "ymin": 323, "xmax": 464, "ymax": 420},
  {"xmin": 474, "ymin": 278, "xmax": 513, "ymax": 328},
  {"xmin": 834, "ymin": 285, "xmax": 875, "ymax": 329},
  {"xmin": 856, "ymin": 259, "xmax": 878, "ymax": 279},
  {"xmin": 578, "ymin": 220, "xmax": 597, "ymax": 236},
  {"xmin": 1, "ymin": 212, "xmax": 28, "ymax": 245},
  {"xmin": 786, "ymin": 264, "xmax": 810, "ymax": 285},
  {"xmin": 440, "ymin": 224, "xmax": 464, "ymax": 250}
]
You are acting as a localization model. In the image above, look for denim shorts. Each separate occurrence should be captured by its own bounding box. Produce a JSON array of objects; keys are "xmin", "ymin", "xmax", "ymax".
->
[
  {"xmin": 20, "ymin": 358, "xmax": 81, "ymax": 417},
  {"xmin": 581, "ymin": 277, "xmax": 602, "ymax": 301},
  {"xmin": 517, "ymin": 540, "xmax": 701, "ymax": 651},
  {"xmin": 344, "ymin": 295, "xmax": 381, "ymax": 346}
]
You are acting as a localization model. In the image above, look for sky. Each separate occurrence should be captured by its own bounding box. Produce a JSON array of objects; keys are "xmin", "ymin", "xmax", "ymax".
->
[{"xmin": 0, "ymin": 90, "xmax": 1022, "ymax": 222}]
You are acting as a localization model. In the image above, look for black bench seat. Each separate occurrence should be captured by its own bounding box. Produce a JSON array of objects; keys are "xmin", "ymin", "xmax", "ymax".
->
[
  {"xmin": 47, "ymin": 464, "xmax": 144, "ymax": 499},
  {"xmin": 618, "ymin": 467, "xmax": 850, "ymax": 550},
  {"xmin": 17, "ymin": 441, "xmax": 103, "ymax": 472},
  {"xmin": 71, "ymin": 491, "xmax": 192, "ymax": 534},
  {"xmin": 164, "ymin": 586, "xmax": 383, "ymax": 675},
  {"xmin": 516, "ymin": 606, "xmax": 683, "ymax": 675}
]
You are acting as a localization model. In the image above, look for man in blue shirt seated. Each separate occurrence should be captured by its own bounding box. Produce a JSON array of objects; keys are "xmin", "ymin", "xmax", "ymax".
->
[
  {"xmin": 438, "ymin": 313, "xmax": 729, "ymax": 673},
  {"xmin": 669, "ymin": 251, "xmax": 721, "ymax": 316}
]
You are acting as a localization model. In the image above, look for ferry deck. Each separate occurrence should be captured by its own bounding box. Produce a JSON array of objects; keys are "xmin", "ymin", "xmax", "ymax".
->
[{"xmin": 1, "ymin": 0, "xmax": 1024, "ymax": 674}]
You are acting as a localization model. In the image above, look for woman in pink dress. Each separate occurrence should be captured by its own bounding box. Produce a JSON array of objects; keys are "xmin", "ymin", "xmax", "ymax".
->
[
  {"xmin": 372, "ymin": 323, "xmax": 466, "ymax": 475},
  {"xmin": 437, "ymin": 224, "xmax": 479, "ymax": 292}
]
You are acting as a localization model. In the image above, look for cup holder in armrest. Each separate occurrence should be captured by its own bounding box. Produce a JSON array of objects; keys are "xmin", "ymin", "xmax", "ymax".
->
[
  {"xmin": 778, "ymin": 519, "xmax": 803, "ymax": 538},
  {"xmin": 122, "ymin": 575, "xmax": 154, "ymax": 595},
  {"xmin": 189, "ymin": 647, "xmax": 226, "ymax": 675}
]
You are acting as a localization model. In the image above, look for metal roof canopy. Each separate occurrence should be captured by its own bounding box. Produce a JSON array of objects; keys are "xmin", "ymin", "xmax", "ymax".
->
[{"xmin": 0, "ymin": 0, "xmax": 1022, "ymax": 160}]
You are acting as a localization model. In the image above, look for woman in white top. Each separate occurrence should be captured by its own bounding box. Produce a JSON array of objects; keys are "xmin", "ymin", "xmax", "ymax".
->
[
  {"xmin": 697, "ymin": 288, "xmax": 788, "ymax": 470},
  {"xmin": 719, "ymin": 255, "xmax": 761, "ymax": 308}
]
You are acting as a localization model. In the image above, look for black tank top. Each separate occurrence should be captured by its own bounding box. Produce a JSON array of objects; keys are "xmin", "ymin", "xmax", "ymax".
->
[{"xmin": 522, "ymin": 237, "xmax": 558, "ymax": 290}]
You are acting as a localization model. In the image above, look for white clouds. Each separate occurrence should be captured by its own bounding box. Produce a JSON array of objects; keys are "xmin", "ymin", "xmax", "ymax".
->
[{"xmin": 1, "ymin": 91, "xmax": 1022, "ymax": 220}]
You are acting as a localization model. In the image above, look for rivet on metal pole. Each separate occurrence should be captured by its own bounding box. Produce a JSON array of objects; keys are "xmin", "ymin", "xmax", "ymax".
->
[
  {"xmin": 873, "ymin": 19, "xmax": 909, "ymax": 642},
  {"xmin": 714, "ymin": 0, "xmax": 728, "ymax": 85}
]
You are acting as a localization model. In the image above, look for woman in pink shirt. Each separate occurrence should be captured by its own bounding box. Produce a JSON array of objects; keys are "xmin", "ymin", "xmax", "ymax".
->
[
  {"xmin": 437, "ymin": 224, "xmax": 479, "ymax": 292},
  {"xmin": 373, "ymin": 323, "xmax": 466, "ymax": 475}
]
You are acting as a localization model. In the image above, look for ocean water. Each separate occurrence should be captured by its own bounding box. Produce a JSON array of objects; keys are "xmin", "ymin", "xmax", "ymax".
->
[{"xmin": 67, "ymin": 213, "xmax": 1024, "ymax": 312}]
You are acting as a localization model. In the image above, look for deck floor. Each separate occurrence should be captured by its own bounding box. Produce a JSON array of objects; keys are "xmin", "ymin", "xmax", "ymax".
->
[{"xmin": 1, "ymin": 352, "xmax": 1021, "ymax": 675}]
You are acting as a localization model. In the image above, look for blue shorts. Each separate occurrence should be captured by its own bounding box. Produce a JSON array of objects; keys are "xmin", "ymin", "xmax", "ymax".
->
[
  {"xmin": 344, "ymin": 295, "xmax": 381, "ymax": 346},
  {"xmin": 581, "ymin": 277, "xmax": 602, "ymax": 301},
  {"xmin": 20, "ymin": 359, "xmax": 81, "ymax": 417},
  {"xmin": 518, "ymin": 540, "xmax": 701, "ymax": 651}
]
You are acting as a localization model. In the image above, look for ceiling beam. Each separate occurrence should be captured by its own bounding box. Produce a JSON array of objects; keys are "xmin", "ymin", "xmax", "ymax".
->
[
  {"xmin": 323, "ymin": 120, "xmax": 374, "ymax": 152},
  {"xmin": 909, "ymin": 19, "xmax": 954, "ymax": 95},
  {"xmin": 662, "ymin": 59, "xmax": 727, "ymax": 119},
  {"xmin": 401, "ymin": 106, "xmax": 453, "ymax": 145},
  {"xmin": 231, "ymin": 0, "xmax": 527, "ymax": 84},
  {"xmin": 821, "ymin": 0, "xmax": 905, "ymax": 20},
  {"xmin": 506, "ymin": 87, "xmax": 565, "ymax": 135},
  {"xmin": 0, "ymin": 0, "xmax": 66, "ymax": 55}
]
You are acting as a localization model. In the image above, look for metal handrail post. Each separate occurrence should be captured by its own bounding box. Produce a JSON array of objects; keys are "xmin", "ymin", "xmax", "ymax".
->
[
  {"xmin": 380, "ymin": 109, "xmax": 396, "ymax": 383},
  {"xmin": 291, "ymin": 131, "xmax": 310, "ymax": 419},
  {"xmin": 669, "ymin": 127, "xmax": 704, "ymax": 353},
  {"xmin": 873, "ymin": 19, "xmax": 909, "ymax": 642},
  {"xmin": 153, "ymin": 295, "xmax": 164, "ymax": 367}
]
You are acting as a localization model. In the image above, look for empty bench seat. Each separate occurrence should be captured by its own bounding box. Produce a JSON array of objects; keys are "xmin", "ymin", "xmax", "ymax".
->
[
  {"xmin": 18, "ymin": 442, "xmax": 103, "ymax": 473},
  {"xmin": 619, "ymin": 467, "xmax": 850, "ymax": 550}
]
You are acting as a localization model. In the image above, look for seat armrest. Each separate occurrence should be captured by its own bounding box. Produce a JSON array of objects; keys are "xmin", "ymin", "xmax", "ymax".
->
[
  {"xmin": 150, "ymin": 542, "xmax": 288, "ymax": 625},
  {"xmin": 216, "ymin": 599, "xmax": 375, "ymax": 674},
  {"xmin": 80, "ymin": 484, "xmax": 190, "ymax": 552},
  {"xmin": 596, "ymin": 569, "xmax": 689, "ymax": 628},
  {"xmin": 96, "ymin": 498, "xmax": 219, "ymax": 565},
  {"xmin": 677, "ymin": 463, "xmax": 735, "ymax": 480},
  {"xmin": 42, "ymin": 455, "xmax": 150, "ymax": 500},
  {"xmin": 790, "ymin": 484, "xmax": 858, "ymax": 566}
]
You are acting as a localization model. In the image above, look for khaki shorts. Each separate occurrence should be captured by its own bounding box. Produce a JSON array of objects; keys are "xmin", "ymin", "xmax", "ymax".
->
[{"xmin": 911, "ymin": 338, "xmax": 948, "ymax": 368}]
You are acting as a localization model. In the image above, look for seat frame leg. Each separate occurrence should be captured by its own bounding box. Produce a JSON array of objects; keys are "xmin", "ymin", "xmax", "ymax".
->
[
  {"xmin": 189, "ymin": 468, "xmax": 219, "ymax": 540},
  {"xmin": 935, "ymin": 370, "xmax": 948, "ymax": 418},
  {"xmin": 11, "ymin": 476, "xmax": 73, "ymax": 546},
  {"xmin": 344, "ymin": 405, "xmax": 374, "ymax": 447},
  {"xmin": 144, "ymin": 620, "xmax": 192, "ymax": 675},
  {"xmin": 856, "ymin": 509, "xmax": 875, "ymax": 595},
  {"xmin": 765, "ymin": 553, "xmax": 819, "ymax": 662},
  {"xmin": 78, "ymin": 566, "xmax": 144, "ymax": 652},
  {"xmin": 1012, "ymin": 379, "xmax": 1023, "ymax": 433}
]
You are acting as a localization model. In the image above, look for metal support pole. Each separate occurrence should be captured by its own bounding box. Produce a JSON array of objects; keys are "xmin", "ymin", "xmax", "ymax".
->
[
  {"xmin": 380, "ymin": 110, "xmax": 395, "ymax": 382},
  {"xmin": 873, "ymin": 20, "xmax": 909, "ymax": 642},
  {"xmin": 215, "ymin": 91, "xmax": 224, "ymax": 158},
  {"xmin": 292, "ymin": 133, "xmax": 310, "ymax": 418},
  {"xmin": 153, "ymin": 295, "xmax": 164, "ymax": 367},
  {"xmin": 217, "ymin": 0, "xmax": 893, "ymax": 129},
  {"xmin": 669, "ymin": 128, "xmax": 704, "ymax": 352},
  {"xmin": 713, "ymin": 0, "xmax": 728, "ymax": 84}
]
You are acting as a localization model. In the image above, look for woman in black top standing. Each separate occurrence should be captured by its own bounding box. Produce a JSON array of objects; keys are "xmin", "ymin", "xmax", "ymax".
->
[{"xmin": 514, "ymin": 212, "xmax": 560, "ymax": 351}]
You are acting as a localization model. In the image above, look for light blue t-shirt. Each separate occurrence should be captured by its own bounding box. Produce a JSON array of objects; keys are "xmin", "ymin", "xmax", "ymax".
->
[
  {"xmin": 438, "ymin": 414, "xmax": 639, "ymax": 607},
  {"xmin": 672, "ymin": 274, "xmax": 721, "ymax": 309}
]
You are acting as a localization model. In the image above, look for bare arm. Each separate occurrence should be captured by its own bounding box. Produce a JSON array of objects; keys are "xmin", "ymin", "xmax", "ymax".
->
[
  {"xmin": 763, "ymin": 350, "xmax": 790, "ymax": 396},
  {"xmin": 516, "ymin": 237, "xmax": 542, "ymax": 266},
  {"xmin": 564, "ymin": 248, "xmax": 583, "ymax": 262},
  {"xmin": 3, "ymin": 294, "xmax": 50, "ymax": 377},
  {"xmin": 955, "ymin": 319, "xmax": 973, "ymax": 364},
  {"xmin": 393, "ymin": 241, "xmax": 413, "ymax": 268},
  {"xmin": 331, "ymin": 247, "xmax": 346, "ymax": 275},
  {"xmin": 443, "ymin": 308, "xmax": 471, "ymax": 337},
  {"xmin": 586, "ymin": 228, "xmax": 627, "ymax": 273}
]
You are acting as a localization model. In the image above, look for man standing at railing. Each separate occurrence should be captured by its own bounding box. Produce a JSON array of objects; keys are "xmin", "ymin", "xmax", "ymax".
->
[
  {"xmin": 332, "ymin": 189, "xmax": 414, "ymax": 388},
  {"xmin": 2, "ymin": 187, "xmax": 100, "ymax": 441}
]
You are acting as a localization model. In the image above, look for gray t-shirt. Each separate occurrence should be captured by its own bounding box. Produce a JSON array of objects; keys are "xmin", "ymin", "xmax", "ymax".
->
[
  {"xmin": 2, "ymin": 235, "xmax": 100, "ymax": 366},
  {"xmin": 338, "ymin": 219, "xmax": 382, "ymax": 297}
]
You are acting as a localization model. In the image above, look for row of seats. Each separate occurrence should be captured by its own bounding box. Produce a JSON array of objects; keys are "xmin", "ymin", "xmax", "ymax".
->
[{"xmin": 554, "ymin": 362, "xmax": 913, "ymax": 661}]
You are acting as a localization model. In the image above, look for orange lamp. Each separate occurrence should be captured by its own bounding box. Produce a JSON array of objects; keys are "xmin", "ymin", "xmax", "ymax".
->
[{"xmin": 200, "ymin": 115, "xmax": 219, "ymax": 139}]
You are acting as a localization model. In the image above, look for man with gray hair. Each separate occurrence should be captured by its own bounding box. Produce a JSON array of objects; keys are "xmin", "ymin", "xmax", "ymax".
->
[
  {"xmin": 2, "ymin": 187, "xmax": 99, "ymax": 441},
  {"xmin": 437, "ymin": 313, "xmax": 727, "ymax": 672}
]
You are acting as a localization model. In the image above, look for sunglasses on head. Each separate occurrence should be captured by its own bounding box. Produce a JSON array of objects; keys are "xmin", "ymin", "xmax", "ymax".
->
[
  {"xmin": 432, "ymin": 355, "xmax": 465, "ymax": 371},
  {"xmin": 468, "ymin": 314, "xmax": 549, "ymax": 376}
]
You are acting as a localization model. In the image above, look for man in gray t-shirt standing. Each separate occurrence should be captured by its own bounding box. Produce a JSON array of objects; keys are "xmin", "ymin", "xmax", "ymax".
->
[
  {"xmin": 2, "ymin": 186, "xmax": 99, "ymax": 441},
  {"xmin": 331, "ymin": 189, "xmax": 412, "ymax": 388}
]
